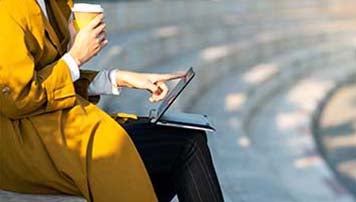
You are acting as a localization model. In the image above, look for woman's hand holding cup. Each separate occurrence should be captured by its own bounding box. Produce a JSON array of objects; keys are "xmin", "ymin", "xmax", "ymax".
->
[{"xmin": 68, "ymin": 4, "xmax": 107, "ymax": 67}]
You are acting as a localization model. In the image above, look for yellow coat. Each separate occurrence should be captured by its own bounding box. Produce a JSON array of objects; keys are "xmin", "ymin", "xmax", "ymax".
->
[{"xmin": 0, "ymin": 0, "xmax": 157, "ymax": 201}]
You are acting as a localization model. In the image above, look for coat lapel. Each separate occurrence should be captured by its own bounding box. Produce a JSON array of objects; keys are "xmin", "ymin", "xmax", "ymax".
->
[
  {"xmin": 43, "ymin": 15, "xmax": 63, "ymax": 53},
  {"xmin": 47, "ymin": 0, "xmax": 70, "ymax": 53},
  {"xmin": 33, "ymin": 0, "xmax": 70, "ymax": 55}
]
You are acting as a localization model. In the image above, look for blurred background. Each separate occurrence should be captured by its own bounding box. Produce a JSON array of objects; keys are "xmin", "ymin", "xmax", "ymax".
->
[{"xmin": 83, "ymin": 0, "xmax": 356, "ymax": 201}]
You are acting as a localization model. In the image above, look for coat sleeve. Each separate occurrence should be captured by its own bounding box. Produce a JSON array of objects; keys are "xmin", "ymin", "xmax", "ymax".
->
[
  {"xmin": 74, "ymin": 70, "xmax": 101, "ymax": 104},
  {"xmin": 0, "ymin": 8, "xmax": 76, "ymax": 119}
]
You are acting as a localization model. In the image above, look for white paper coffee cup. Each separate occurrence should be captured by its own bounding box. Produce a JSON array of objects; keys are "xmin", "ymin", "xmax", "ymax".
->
[{"xmin": 72, "ymin": 3, "xmax": 104, "ymax": 30}]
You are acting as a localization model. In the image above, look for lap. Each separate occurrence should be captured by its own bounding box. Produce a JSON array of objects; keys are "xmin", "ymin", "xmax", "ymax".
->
[{"xmin": 121, "ymin": 117, "xmax": 207, "ymax": 173}]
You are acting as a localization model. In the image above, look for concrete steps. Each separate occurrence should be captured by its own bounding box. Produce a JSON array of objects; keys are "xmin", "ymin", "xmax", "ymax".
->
[
  {"xmin": 102, "ymin": 0, "xmax": 356, "ymax": 34},
  {"xmin": 0, "ymin": 190, "xmax": 85, "ymax": 202},
  {"xmin": 313, "ymin": 82, "xmax": 356, "ymax": 197},
  {"xmin": 92, "ymin": 19, "xmax": 356, "ymax": 70},
  {"xmin": 191, "ymin": 49, "xmax": 356, "ymax": 202},
  {"xmin": 88, "ymin": 8, "xmax": 356, "ymax": 69},
  {"xmin": 100, "ymin": 28, "xmax": 356, "ymax": 114}
]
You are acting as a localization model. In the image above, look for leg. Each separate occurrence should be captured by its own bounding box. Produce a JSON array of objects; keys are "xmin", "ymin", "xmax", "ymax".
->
[
  {"xmin": 0, "ymin": 107, "xmax": 157, "ymax": 202},
  {"xmin": 84, "ymin": 114, "xmax": 157, "ymax": 202},
  {"xmin": 122, "ymin": 118, "xmax": 224, "ymax": 202}
]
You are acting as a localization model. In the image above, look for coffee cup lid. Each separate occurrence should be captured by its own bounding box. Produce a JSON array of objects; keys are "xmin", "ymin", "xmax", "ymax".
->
[{"xmin": 72, "ymin": 3, "xmax": 104, "ymax": 13}]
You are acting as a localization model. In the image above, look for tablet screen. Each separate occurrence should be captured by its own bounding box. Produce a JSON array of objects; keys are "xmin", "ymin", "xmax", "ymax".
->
[{"xmin": 151, "ymin": 67, "xmax": 195, "ymax": 123}]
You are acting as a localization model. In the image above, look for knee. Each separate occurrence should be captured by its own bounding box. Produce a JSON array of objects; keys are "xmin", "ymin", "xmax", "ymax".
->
[
  {"xmin": 191, "ymin": 130, "xmax": 208, "ymax": 147},
  {"xmin": 181, "ymin": 130, "xmax": 209, "ymax": 158}
]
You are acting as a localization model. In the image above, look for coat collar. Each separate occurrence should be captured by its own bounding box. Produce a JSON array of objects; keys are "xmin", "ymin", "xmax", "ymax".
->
[{"xmin": 34, "ymin": 0, "xmax": 70, "ymax": 54}]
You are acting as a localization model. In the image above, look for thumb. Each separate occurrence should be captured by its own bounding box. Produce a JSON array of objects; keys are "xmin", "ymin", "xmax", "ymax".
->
[
  {"xmin": 145, "ymin": 81, "xmax": 164, "ymax": 102},
  {"xmin": 145, "ymin": 81, "xmax": 160, "ymax": 94}
]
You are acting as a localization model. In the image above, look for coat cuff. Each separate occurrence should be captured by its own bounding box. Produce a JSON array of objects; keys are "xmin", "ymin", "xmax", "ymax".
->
[{"xmin": 45, "ymin": 59, "xmax": 77, "ymax": 111}]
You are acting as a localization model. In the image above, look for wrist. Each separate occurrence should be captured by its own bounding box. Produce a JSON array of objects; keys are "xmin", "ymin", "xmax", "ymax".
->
[{"xmin": 68, "ymin": 51, "xmax": 82, "ymax": 67}]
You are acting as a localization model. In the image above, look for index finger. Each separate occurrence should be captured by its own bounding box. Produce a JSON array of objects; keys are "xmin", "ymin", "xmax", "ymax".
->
[
  {"xmin": 155, "ymin": 73, "xmax": 186, "ymax": 83},
  {"xmin": 87, "ymin": 14, "xmax": 104, "ymax": 29}
]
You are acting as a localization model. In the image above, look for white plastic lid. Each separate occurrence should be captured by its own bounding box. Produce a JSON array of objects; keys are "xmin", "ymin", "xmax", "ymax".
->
[{"xmin": 72, "ymin": 3, "xmax": 104, "ymax": 13}]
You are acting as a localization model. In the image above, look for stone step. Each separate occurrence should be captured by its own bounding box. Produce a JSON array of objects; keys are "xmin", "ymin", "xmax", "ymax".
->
[
  {"xmin": 194, "ymin": 37, "xmax": 355, "ymax": 110},
  {"xmin": 101, "ymin": 0, "xmax": 356, "ymax": 34},
  {"xmin": 83, "ymin": 0, "xmax": 356, "ymax": 69},
  {"xmin": 178, "ymin": 38, "xmax": 356, "ymax": 116},
  {"xmin": 240, "ymin": 47, "xmax": 356, "ymax": 137},
  {"xmin": 0, "ymin": 190, "xmax": 85, "ymax": 202},
  {"xmin": 87, "ymin": 17, "xmax": 356, "ymax": 70},
  {"xmin": 244, "ymin": 65, "xmax": 356, "ymax": 202},
  {"xmin": 313, "ymin": 82, "xmax": 356, "ymax": 197},
  {"xmin": 191, "ymin": 54, "xmax": 356, "ymax": 202},
  {"xmin": 99, "ymin": 28, "xmax": 356, "ymax": 114}
]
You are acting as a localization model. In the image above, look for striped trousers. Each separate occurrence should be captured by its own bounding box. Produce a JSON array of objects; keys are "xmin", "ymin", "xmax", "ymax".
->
[{"xmin": 122, "ymin": 118, "xmax": 224, "ymax": 202}]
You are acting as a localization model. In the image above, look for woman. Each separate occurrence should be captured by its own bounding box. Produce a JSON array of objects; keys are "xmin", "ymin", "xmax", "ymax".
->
[{"xmin": 0, "ymin": 0, "xmax": 224, "ymax": 201}]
